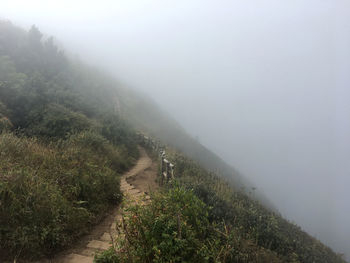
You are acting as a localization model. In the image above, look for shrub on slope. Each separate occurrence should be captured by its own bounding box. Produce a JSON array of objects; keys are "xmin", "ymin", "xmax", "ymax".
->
[
  {"xmin": 0, "ymin": 21, "xmax": 139, "ymax": 260},
  {"xmin": 0, "ymin": 132, "xmax": 125, "ymax": 258},
  {"xmin": 95, "ymin": 187, "xmax": 282, "ymax": 263},
  {"xmin": 171, "ymin": 153, "xmax": 346, "ymax": 263}
]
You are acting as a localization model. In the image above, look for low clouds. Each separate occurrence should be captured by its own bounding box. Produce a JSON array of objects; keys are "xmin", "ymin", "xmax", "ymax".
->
[{"xmin": 1, "ymin": 0, "xmax": 349, "ymax": 258}]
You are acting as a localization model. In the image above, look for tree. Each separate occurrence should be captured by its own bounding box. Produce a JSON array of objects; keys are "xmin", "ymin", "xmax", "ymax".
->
[{"xmin": 28, "ymin": 25, "xmax": 42, "ymax": 45}]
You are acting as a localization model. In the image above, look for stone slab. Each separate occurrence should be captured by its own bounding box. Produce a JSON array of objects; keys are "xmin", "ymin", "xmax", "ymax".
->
[
  {"xmin": 61, "ymin": 253, "xmax": 93, "ymax": 263},
  {"xmin": 100, "ymin": 232, "xmax": 112, "ymax": 241},
  {"xmin": 87, "ymin": 240, "xmax": 111, "ymax": 251}
]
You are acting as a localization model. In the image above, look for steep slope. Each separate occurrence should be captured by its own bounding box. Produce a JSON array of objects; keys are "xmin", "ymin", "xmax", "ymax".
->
[
  {"xmin": 51, "ymin": 147, "xmax": 153, "ymax": 263},
  {"xmin": 0, "ymin": 21, "xmax": 139, "ymax": 260},
  {"xmin": 113, "ymin": 86, "xmax": 276, "ymax": 210},
  {"xmin": 0, "ymin": 21, "xmax": 346, "ymax": 262}
]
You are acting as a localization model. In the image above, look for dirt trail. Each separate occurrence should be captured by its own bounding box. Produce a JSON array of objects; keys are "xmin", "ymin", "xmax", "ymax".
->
[{"xmin": 40, "ymin": 147, "xmax": 155, "ymax": 263}]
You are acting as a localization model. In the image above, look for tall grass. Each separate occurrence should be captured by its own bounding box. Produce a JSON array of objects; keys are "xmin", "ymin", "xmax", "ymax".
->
[
  {"xmin": 164, "ymin": 151, "xmax": 346, "ymax": 263},
  {"xmin": 0, "ymin": 132, "xmax": 133, "ymax": 259}
]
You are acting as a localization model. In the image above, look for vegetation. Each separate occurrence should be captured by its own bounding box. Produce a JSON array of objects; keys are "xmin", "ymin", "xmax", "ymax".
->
[
  {"xmin": 115, "ymin": 80, "xmax": 276, "ymax": 210},
  {"xmin": 0, "ymin": 21, "xmax": 138, "ymax": 259},
  {"xmin": 0, "ymin": 132, "xmax": 122, "ymax": 257},
  {"xmin": 0, "ymin": 20, "xmax": 345, "ymax": 262},
  {"xmin": 165, "ymin": 152, "xmax": 345, "ymax": 262},
  {"xmin": 96, "ymin": 149, "xmax": 345, "ymax": 262},
  {"xmin": 111, "ymin": 186, "xmax": 285, "ymax": 263}
]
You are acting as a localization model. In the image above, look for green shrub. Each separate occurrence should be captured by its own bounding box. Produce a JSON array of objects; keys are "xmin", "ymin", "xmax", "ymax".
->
[
  {"xmin": 0, "ymin": 101, "xmax": 13, "ymax": 132},
  {"xmin": 100, "ymin": 114, "xmax": 139, "ymax": 160},
  {"xmin": 26, "ymin": 103, "xmax": 92, "ymax": 139},
  {"xmin": 94, "ymin": 247, "xmax": 121, "ymax": 263},
  {"xmin": 0, "ymin": 101, "xmax": 10, "ymax": 117},
  {"xmin": 0, "ymin": 22, "xmax": 139, "ymax": 261},
  {"xmin": 0, "ymin": 169, "xmax": 90, "ymax": 258},
  {"xmin": 0, "ymin": 116, "xmax": 13, "ymax": 132},
  {"xmin": 170, "ymin": 153, "xmax": 346, "ymax": 263},
  {"xmin": 97, "ymin": 187, "xmax": 284, "ymax": 263},
  {"xmin": 121, "ymin": 187, "xmax": 211, "ymax": 262},
  {"xmin": 67, "ymin": 131, "xmax": 130, "ymax": 173},
  {"xmin": 0, "ymin": 133, "xmax": 129, "ymax": 259}
]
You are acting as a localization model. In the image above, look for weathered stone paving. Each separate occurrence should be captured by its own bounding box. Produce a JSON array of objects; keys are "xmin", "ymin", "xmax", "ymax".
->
[{"xmin": 51, "ymin": 147, "xmax": 152, "ymax": 263}]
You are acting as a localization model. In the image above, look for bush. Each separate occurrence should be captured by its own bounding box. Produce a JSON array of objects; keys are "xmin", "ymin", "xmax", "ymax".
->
[
  {"xmin": 121, "ymin": 187, "xmax": 211, "ymax": 262},
  {"xmin": 0, "ymin": 116, "xmax": 13, "ymax": 132},
  {"xmin": 170, "ymin": 153, "xmax": 346, "ymax": 263},
  {"xmin": 94, "ymin": 247, "xmax": 121, "ymax": 263},
  {"xmin": 99, "ymin": 188, "xmax": 228, "ymax": 262},
  {"xmin": 26, "ymin": 103, "xmax": 92, "ymax": 139},
  {"xmin": 67, "ymin": 131, "xmax": 130, "ymax": 173},
  {"xmin": 0, "ymin": 169, "xmax": 90, "ymax": 258},
  {"xmin": 0, "ymin": 133, "xmax": 129, "ymax": 259},
  {"xmin": 97, "ymin": 186, "xmax": 285, "ymax": 263},
  {"xmin": 0, "ymin": 22, "xmax": 140, "ymax": 261},
  {"xmin": 0, "ymin": 101, "xmax": 13, "ymax": 132}
]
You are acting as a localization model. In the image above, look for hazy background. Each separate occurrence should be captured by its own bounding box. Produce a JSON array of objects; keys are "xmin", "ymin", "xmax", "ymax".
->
[{"xmin": 1, "ymin": 0, "xmax": 349, "ymax": 258}]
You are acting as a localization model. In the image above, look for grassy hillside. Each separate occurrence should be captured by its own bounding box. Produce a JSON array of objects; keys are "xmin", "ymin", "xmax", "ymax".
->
[
  {"xmin": 113, "ymin": 86, "xmax": 277, "ymax": 210},
  {"xmin": 0, "ymin": 21, "xmax": 139, "ymax": 259},
  {"xmin": 168, "ymin": 150, "xmax": 345, "ymax": 262},
  {"xmin": 0, "ymin": 21, "xmax": 346, "ymax": 262},
  {"xmin": 96, "ymin": 145, "xmax": 345, "ymax": 262}
]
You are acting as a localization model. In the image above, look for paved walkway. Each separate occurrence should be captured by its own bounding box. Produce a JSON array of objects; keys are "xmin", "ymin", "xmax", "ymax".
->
[{"xmin": 52, "ymin": 147, "xmax": 152, "ymax": 263}]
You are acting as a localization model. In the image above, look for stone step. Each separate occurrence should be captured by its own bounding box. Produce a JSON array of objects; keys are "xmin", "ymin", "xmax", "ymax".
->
[
  {"xmin": 80, "ymin": 248, "xmax": 97, "ymax": 257},
  {"xmin": 87, "ymin": 240, "xmax": 111, "ymax": 251},
  {"xmin": 61, "ymin": 253, "xmax": 93, "ymax": 263},
  {"xmin": 126, "ymin": 189, "xmax": 141, "ymax": 195},
  {"xmin": 121, "ymin": 182, "xmax": 133, "ymax": 187},
  {"xmin": 100, "ymin": 232, "xmax": 112, "ymax": 242},
  {"xmin": 121, "ymin": 185, "xmax": 135, "ymax": 191},
  {"xmin": 121, "ymin": 188, "xmax": 135, "ymax": 193},
  {"xmin": 121, "ymin": 188, "xmax": 132, "ymax": 192}
]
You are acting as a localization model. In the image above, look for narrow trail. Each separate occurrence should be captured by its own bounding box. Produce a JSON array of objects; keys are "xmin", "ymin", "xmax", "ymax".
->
[{"xmin": 44, "ymin": 147, "xmax": 154, "ymax": 263}]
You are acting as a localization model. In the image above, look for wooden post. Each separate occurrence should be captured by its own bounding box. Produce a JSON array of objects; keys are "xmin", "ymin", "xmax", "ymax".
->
[
  {"xmin": 159, "ymin": 150, "xmax": 175, "ymax": 184},
  {"xmin": 166, "ymin": 161, "xmax": 170, "ymax": 183},
  {"xmin": 170, "ymin": 163, "xmax": 175, "ymax": 179},
  {"xmin": 161, "ymin": 155, "xmax": 166, "ymax": 185}
]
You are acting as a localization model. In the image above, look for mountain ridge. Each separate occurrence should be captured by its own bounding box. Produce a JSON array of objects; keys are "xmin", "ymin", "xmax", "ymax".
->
[{"xmin": 0, "ymin": 21, "xmax": 346, "ymax": 262}]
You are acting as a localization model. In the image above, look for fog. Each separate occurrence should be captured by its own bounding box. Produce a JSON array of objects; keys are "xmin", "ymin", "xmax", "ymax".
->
[{"xmin": 2, "ymin": 0, "xmax": 349, "ymax": 258}]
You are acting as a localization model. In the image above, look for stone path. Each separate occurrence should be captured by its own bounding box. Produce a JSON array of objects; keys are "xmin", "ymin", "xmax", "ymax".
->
[{"xmin": 52, "ymin": 147, "xmax": 153, "ymax": 263}]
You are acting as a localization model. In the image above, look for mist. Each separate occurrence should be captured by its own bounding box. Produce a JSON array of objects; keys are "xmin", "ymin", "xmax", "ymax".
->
[{"xmin": 1, "ymin": 0, "xmax": 349, "ymax": 258}]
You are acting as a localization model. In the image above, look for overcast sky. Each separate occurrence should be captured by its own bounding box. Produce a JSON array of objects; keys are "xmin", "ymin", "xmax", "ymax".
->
[{"xmin": 1, "ymin": 0, "xmax": 350, "ymax": 258}]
